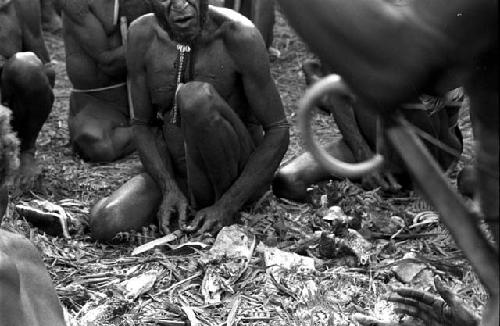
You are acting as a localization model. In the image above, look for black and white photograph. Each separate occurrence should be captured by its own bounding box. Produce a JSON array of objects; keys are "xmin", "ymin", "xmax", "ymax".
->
[{"xmin": 0, "ymin": 0, "xmax": 497, "ymax": 325}]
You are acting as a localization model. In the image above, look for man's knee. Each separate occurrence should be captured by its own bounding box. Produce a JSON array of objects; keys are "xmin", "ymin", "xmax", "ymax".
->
[
  {"xmin": 73, "ymin": 132, "xmax": 116, "ymax": 162},
  {"xmin": 89, "ymin": 198, "xmax": 121, "ymax": 242},
  {"xmin": 70, "ymin": 117, "xmax": 115, "ymax": 162},
  {"xmin": 178, "ymin": 81, "xmax": 219, "ymax": 126},
  {"xmin": 1, "ymin": 52, "xmax": 51, "ymax": 91}
]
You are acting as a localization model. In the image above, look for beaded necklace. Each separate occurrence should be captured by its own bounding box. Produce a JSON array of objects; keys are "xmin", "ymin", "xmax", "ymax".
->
[{"xmin": 167, "ymin": 44, "xmax": 192, "ymax": 125}]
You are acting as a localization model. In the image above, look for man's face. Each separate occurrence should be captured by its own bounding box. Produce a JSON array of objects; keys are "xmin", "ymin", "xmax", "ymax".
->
[{"xmin": 155, "ymin": 0, "xmax": 203, "ymax": 43}]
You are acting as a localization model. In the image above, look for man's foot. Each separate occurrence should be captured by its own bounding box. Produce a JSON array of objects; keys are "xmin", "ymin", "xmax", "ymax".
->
[
  {"xmin": 15, "ymin": 151, "xmax": 40, "ymax": 188},
  {"xmin": 272, "ymin": 171, "xmax": 310, "ymax": 202}
]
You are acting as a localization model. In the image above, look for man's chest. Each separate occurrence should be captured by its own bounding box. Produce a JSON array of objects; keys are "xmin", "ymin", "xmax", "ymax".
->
[
  {"xmin": 0, "ymin": 3, "xmax": 22, "ymax": 58},
  {"xmin": 146, "ymin": 39, "xmax": 239, "ymax": 108}
]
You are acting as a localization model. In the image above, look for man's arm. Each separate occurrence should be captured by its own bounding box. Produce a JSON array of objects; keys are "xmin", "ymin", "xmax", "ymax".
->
[
  {"xmin": 277, "ymin": 0, "xmax": 496, "ymax": 111},
  {"xmin": 15, "ymin": 0, "xmax": 51, "ymax": 63},
  {"xmin": 325, "ymin": 96, "xmax": 375, "ymax": 162},
  {"xmin": 218, "ymin": 23, "xmax": 289, "ymax": 212},
  {"xmin": 303, "ymin": 63, "xmax": 374, "ymax": 163},
  {"xmin": 62, "ymin": 0, "xmax": 126, "ymax": 77},
  {"xmin": 127, "ymin": 18, "xmax": 179, "ymax": 195},
  {"xmin": 128, "ymin": 17, "xmax": 189, "ymax": 233}
]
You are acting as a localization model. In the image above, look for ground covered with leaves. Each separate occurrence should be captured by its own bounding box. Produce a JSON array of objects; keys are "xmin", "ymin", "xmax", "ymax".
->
[{"xmin": 1, "ymin": 9, "xmax": 486, "ymax": 326}]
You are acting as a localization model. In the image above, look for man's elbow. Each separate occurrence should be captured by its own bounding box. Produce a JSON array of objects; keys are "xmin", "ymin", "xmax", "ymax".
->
[{"xmin": 267, "ymin": 125, "xmax": 290, "ymax": 157}]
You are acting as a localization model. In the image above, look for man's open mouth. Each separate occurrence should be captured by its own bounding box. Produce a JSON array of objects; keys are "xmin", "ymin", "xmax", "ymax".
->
[{"xmin": 174, "ymin": 15, "xmax": 195, "ymax": 25}]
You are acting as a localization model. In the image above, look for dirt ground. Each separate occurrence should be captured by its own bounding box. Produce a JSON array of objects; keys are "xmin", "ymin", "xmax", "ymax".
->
[{"xmin": 1, "ymin": 8, "xmax": 486, "ymax": 326}]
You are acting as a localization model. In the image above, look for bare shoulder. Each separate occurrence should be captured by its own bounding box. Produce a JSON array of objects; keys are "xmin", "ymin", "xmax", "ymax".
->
[
  {"xmin": 208, "ymin": 6, "xmax": 266, "ymax": 62},
  {"xmin": 127, "ymin": 13, "xmax": 158, "ymax": 66},
  {"xmin": 209, "ymin": 5, "xmax": 263, "ymax": 46},
  {"xmin": 208, "ymin": 6, "xmax": 267, "ymax": 74},
  {"xmin": 128, "ymin": 13, "xmax": 157, "ymax": 44}
]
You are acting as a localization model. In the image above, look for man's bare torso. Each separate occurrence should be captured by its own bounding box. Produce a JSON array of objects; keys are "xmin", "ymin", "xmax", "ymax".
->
[
  {"xmin": 62, "ymin": 0, "xmax": 124, "ymax": 88},
  {"xmin": 0, "ymin": 0, "xmax": 23, "ymax": 60},
  {"xmin": 138, "ymin": 8, "xmax": 256, "ymax": 126}
]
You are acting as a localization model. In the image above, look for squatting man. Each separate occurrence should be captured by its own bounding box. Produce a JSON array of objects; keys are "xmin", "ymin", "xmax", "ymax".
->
[{"xmin": 90, "ymin": 0, "xmax": 289, "ymax": 241}]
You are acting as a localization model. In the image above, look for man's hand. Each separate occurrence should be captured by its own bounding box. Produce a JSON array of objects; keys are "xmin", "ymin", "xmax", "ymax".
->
[
  {"xmin": 157, "ymin": 189, "xmax": 189, "ymax": 234},
  {"xmin": 355, "ymin": 277, "xmax": 479, "ymax": 326},
  {"xmin": 387, "ymin": 277, "xmax": 479, "ymax": 326},
  {"xmin": 182, "ymin": 204, "xmax": 236, "ymax": 236},
  {"xmin": 355, "ymin": 147, "xmax": 402, "ymax": 192},
  {"xmin": 361, "ymin": 170, "xmax": 401, "ymax": 193}
]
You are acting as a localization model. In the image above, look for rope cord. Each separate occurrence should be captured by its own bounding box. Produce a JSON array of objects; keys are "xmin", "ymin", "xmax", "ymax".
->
[{"xmin": 72, "ymin": 82, "xmax": 127, "ymax": 93}]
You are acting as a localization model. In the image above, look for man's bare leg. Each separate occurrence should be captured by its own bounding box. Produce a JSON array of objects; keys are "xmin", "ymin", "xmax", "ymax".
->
[
  {"xmin": 272, "ymin": 140, "xmax": 355, "ymax": 202},
  {"xmin": 90, "ymin": 81, "xmax": 260, "ymax": 241},
  {"xmin": 90, "ymin": 173, "xmax": 162, "ymax": 241},
  {"xmin": 1, "ymin": 52, "xmax": 53, "ymax": 184},
  {"xmin": 177, "ymin": 81, "xmax": 258, "ymax": 209}
]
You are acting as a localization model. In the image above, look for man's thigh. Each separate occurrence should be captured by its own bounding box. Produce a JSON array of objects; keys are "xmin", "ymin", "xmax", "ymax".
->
[{"xmin": 90, "ymin": 173, "xmax": 162, "ymax": 241}]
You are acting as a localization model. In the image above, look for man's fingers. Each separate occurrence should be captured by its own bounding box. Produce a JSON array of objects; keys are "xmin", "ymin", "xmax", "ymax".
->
[
  {"xmin": 385, "ymin": 173, "xmax": 401, "ymax": 192},
  {"xmin": 199, "ymin": 218, "xmax": 219, "ymax": 236},
  {"xmin": 434, "ymin": 277, "xmax": 456, "ymax": 306},
  {"xmin": 178, "ymin": 203, "xmax": 189, "ymax": 228},
  {"xmin": 394, "ymin": 306, "xmax": 442, "ymax": 326},
  {"xmin": 183, "ymin": 214, "xmax": 204, "ymax": 233},
  {"xmin": 374, "ymin": 174, "xmax": 390, "ymax": 190},
  {"xmin": 389, "ymin": 292, "xmax": 451, "ymax": 325},
  {"xmin": 352, "ymin": 313, "xmax": 396, "ymax": 326},
  {"xmin": 160, "ymin": 213, "xmax": 171, "ymax": 235},
  {"xmin": 393, "ymin": 288, "xmax": 444, "ymax": 307},
  {"xmin": 158, "ymin": 207, "xmax": 172, "ymax": 235},
  {"xmin": 388, "ymin": 295, "xmax": 441, "ymax": 320}
]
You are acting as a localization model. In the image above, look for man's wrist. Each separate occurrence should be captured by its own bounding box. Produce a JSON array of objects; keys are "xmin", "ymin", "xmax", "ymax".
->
[
  {"xmin": 216, "ymin": 197, "xmax": 240, "ymax": 215},
  {"xmin": 159, "ymin": 177, "xmax": 182, "ymax": 196}
]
